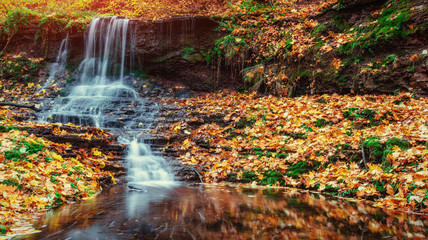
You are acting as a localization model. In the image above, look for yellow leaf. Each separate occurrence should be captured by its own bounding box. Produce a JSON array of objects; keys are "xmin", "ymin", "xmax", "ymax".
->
[
  {"xmin": 93, "ymin": 149, "xmax": 102, "ymax": 156},
  {"xmin": 109, "ymin": 172, "xmax": 117, "ymax": 184},
  {"xmin": 99, "ymin": 161, "xmax": 105, "ymax": 168},
  {"xmin": 50, "ymin": 151, "xmax": 63, "ymax": 161}
]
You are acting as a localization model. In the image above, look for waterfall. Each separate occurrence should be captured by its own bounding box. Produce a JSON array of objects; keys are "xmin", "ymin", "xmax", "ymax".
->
[
  {"xmin": 36, "ymin": 36, "xmax": 69, "ymax": 94},
  {"xmin": 40, "ymin": 17, "xmax": 175, "ymax": 186}
]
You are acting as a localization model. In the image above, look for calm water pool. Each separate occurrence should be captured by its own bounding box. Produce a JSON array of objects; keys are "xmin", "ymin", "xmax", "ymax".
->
[{"xmin": 24, "ymin": 184, "xmax": 428, "ymax": 240}]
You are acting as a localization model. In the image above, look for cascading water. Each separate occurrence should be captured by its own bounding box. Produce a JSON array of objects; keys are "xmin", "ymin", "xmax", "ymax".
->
[
  {"xmin": 36, "ymin": 36, "xmax": 69, "ymax": 94},
  {"xmin": 40, "ymin": 17, "xmax": 175, "ymax": 186}
]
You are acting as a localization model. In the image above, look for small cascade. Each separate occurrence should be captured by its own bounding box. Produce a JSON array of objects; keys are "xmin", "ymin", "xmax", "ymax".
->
[
  {"xmin": 36, "ymin": 36, "xmax": 69, "ymax": 93},
  {"xmin": 40, "ymin": 17, "xmax": 175, "ymax": 186},
  {"xmin": 127, "ymin": 140, "xmax": 174, "ymax": 185}
]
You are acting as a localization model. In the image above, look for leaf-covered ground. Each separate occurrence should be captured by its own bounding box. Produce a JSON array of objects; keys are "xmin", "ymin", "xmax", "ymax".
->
[
  {"xmin": 156, "ymin": 91, "xmax": 428, "ymax": 213},
  {"xmin": 0, "ymin": 78, "xmax": 121, "ymax": 237},
  {"xmin": 207, "ymin": 0, "xmax": 428, "ymax": 96}
]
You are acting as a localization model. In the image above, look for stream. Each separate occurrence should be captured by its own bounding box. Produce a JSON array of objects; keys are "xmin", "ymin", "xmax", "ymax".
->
[
  {"xmin": 27, "ymin": 185, "xmax": 428, "ymax": 239},
  {"xmin": 28, "ymin": 16, "xmax": 428, "ymax": 239}
]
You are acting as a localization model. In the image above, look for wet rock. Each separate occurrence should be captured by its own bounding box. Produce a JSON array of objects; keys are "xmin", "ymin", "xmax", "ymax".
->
[{"xmin": 410, "ymin": 72, "xmax": 428, "ymax": 89}]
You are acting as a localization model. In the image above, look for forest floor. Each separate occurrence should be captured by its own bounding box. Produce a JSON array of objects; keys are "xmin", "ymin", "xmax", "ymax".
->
[{"xmin": 154, "ymin": 89, "xmax": 428, "ymax": 214}]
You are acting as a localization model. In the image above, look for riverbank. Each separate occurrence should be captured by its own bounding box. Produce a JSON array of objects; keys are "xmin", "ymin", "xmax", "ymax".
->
[
  {"xmin": 155, "ymin": 90, "xmax": 428, "ymax": 213},
  {"xmin": 0, "ymin": 79, "xmax": 125, "ymax": 237}
]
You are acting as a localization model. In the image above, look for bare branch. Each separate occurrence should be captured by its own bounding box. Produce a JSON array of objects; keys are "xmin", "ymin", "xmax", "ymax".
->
[{"xmin": 0, "ymin": 102, "xmax": 41, "ymax": 112}]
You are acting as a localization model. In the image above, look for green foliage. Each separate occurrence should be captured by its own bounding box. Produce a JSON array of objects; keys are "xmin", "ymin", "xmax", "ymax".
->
[
  {"xmin": 340, "ymin": 1, "xmax": 412, "ymax": 54},
  {"xmin": 286, "ymin": 161, "xmax": 320, "ymax": 179},
  {"xmin": 314, "ymin": 118, "xmax": 332, "ymax": 128},
  {"xmin": 182, "ymin": 46, "xmax": 195, "ymax": 60},
  {"xmin": 132, "ymin": 70, "xmax": 149, "ymax": 79},
  {"xmin": 364, "ymin": 136, "xmax": 386, "ymax": 162},
  {"xmin": 215, "ymin": 34, "xmax": 247, "ymax": 59},
  {"xmin": 229, "ymin": 170, "xmax": 254, "ymax": 182},
  {"xmin": 0, "ymin": 125, "xmax": 17, "ymax": 133},
  {"xmin": 324, "ymin": 185, "xmax": 340, "ymax": 195},
  {"xmin": 332, "ymin": 14, "xmax": 350, "ymax": 31},
  {"xmin": 210, "ymin": 16, "xmax": 248, "ymax": 74},
  {"xmin": 343, "ymin": 107, "xmax": 376, "ymax": 121},
  {"xmin": 0, "ymin": 7, "xmax": 34, "ymax": 35},
  {"xmin": 301, "ymin": 124, "xmax": 313, "ymax": 132},
  {"xmin": 50, "ymin": 174, "xmax": 58, "ymax": 184},
  {"xmin": 343, "ymin": 56, "xmax": 364, "ymax": 67},
  {"xmin": 341, "ymin": 189, "xmax": 358, "ymax": 197},
  {"xmin": 336, "ymin": 143, "xmax": 350, "ymax": 153},
  {"xmin": 239, "ymin": 0, "xmax": 263, "ymax": 13},
  {"xmin": 374, "ymin": 180, "xmax": 387, "ymax": 193},
  {"xmin": 311, "ymin": 24, "xmax": 326, "ymax": 37},
  {"xmin": 383, "ymin": 54, "xmax": 397, "ymax": 65},
  {"xmin": 260, "ymin": 170, "xmax": 284, "ymax": 185},
  {"xmin": 72, "ymin": 166, "xmax": 84, "ymax": 174},
  {"xmin": 230, "ymin": 169, "xmax": 285, "ymax": 186},
  {"xmin": 21, "ymin": 140, "xmax": 44, "ymax": 155},
  {"xmin": 0, "ymin": 224, "xmax": 7, "ymax": 234},
  {"xmin": 4, "ymin": 140, "xmax": 45, "ymax": 162},
  {"xmin": 2, "ymin": 179, "xmax": 23, "ymax": 190},
  {"xmin": 386, "ymin": 138, "xmax": 411, "ymax": 150},
  {"xmin": 44, "ymin": 156, "xmax": 52, "ymax": 163},
  {"xmin": 0, "ymin": 54, "xmax": 45, "ymax": 82},
  {"xmin": 0, "ymin": 6, "xmax": 95, "ymax": 52},
  {"xmin": 363, "ymin": 137, "xmax": 411, "ymax": 164},
  {"xmin": 54, "ymin": 192, "xmax": 63, "ymax": 205},
  {"xmin": 4, "ymin": 148, "xmax": 26, "ymax": 162},
  {"xmin": 285, "ymin": 132, "xmax": 308, "ymax": 140}
]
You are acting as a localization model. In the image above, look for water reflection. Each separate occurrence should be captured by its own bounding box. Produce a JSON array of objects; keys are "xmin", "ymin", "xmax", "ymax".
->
[{"xmin": 26, "ymin": 185, "xmax": 428, "ymax": 239}]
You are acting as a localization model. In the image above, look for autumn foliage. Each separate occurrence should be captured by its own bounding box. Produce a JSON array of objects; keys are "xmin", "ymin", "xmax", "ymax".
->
[
  {"xmin": 157, "ymin": 90, "xmax": 428, "ymax": 213},
  {"xmin": 0, "ymin": 79, "xmax": 120, "ymax": 237}
]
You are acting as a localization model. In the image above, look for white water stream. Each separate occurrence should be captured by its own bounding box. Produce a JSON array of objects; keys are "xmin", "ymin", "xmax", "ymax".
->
[
  {"xmin": 36, "ymin": 36, "xmax": 69, "ymax": 94},
  {"xmin": 41, "ymin": 17, "xmax": 175, "ymax": 186}
]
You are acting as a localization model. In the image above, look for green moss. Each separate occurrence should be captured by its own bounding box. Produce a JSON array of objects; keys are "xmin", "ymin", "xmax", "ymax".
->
[
  {"xmin": 324, "ymin": 185, "xmax": 340, "ymax": 195},
  {"xmin": 341, "ymin": 189, "xmax": 358, "ymax": 197},
  {"xmin": 0, "ymin": 125, "xmax": 18, "ymax": 133},
  {"xmin": 4, "ymin": 140, "xmax": 45, "ymax": 162},
  {"xmin": 343, "ymin": 107, "xmax": 376, "ymax": 121},
  {"xmin": 339, "ymin": 1, "xmax": 412, "ymax": 54},
  {"xmin": 234, "ymin": 117, "xmax": 256, "ymax": 129},
  {"xmin": 260, "ymin": 170, "xmax": 284, "ymax": 185},
  {"xmin": 311, "ymin": 24, "xmax": 326, "ymax": 37},
  {"xmin": 1, "ymin": 179, "xmax": 22, "ymax": 191},
  {"xmin": 386, "ymin": 138, "xmax": 411, "ymax": 150},
  {"xmin": 286, "ymin": 161, "xmax": 320, "ymax": 179},
  {"xmin": 363, "ymin": 137, "xmax": 411, "ymax": 165}
]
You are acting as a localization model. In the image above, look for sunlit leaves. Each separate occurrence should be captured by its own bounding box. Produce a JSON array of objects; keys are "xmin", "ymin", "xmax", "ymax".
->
[
  {"xmin": 0, "ymin": 79, "xmax": 119, "ymax": 237},
  {"xmin": 158, "ymin": 91, "xmax": 428, "ymax": 213}
]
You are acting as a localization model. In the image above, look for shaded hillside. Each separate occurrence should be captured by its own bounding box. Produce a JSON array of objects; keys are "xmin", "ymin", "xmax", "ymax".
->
[{"xmin": 207, "ymin": 0, "xmax": 428, "ymax": 96}]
